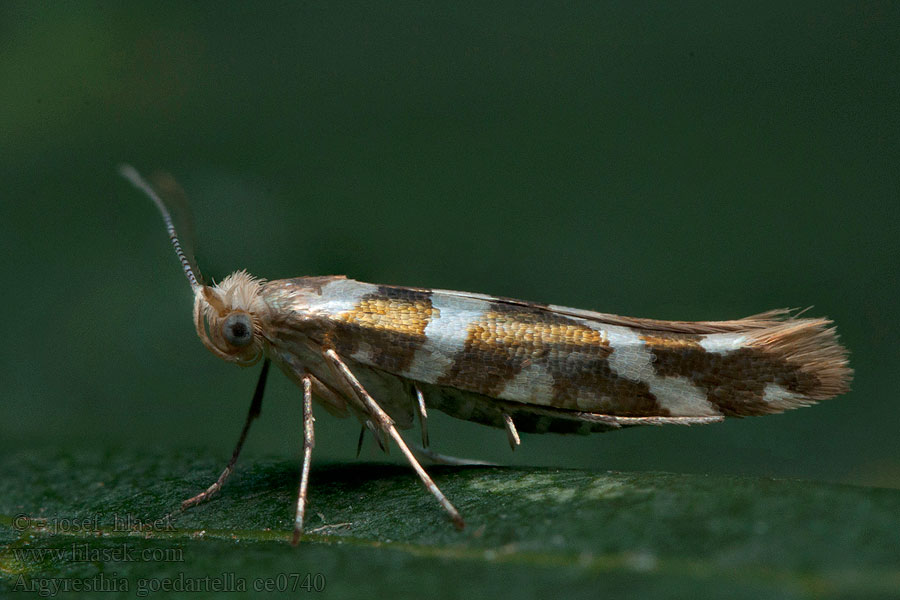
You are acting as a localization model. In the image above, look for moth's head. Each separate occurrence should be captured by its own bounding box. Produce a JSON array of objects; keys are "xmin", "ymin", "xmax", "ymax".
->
[
  {"xmin": 194, "ymin": 270, "xmax": 269, "ymax": 366},
  {"xmin": 119, "ymin": 165, "xmax": 271, "ymax": 368}
]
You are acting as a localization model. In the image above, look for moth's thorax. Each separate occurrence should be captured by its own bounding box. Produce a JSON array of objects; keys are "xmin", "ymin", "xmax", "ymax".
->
[
  {"xmin": 257, "ymin": 275, "xmax": 378, "ymax": 360},
  {"xmin": 260, "ymin": 276, "xmax": 376, "ymax": 315},
  {"xmin": 193, "ymin": 270, "xmax": 270, "ymax": 365}
]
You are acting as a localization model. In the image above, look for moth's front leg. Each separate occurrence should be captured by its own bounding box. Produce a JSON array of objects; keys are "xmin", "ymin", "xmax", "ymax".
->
[
  {"xmin": 181, "ymin": 358, "xmax": 271, "ymax": 511},
  {"xmin": 322, "ymin": 348, "xmax": 465, "ymax": 530}
]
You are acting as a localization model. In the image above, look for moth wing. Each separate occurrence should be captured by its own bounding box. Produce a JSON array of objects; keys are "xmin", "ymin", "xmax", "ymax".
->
[
  {"xmin": 261, "ymin": 277, "xmax": 848, "ymax": 431},
  {"xmin": 389, "ymin": 284, "xmax": 848, "ymax": 419},
  {"xmin": 426, "ymin": 287, "xmax": 794, "ymax": 334}
]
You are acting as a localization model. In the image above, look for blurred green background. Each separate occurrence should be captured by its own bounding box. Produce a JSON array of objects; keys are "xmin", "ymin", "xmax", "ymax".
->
[{"xmin": 2, "ymin": 2, "xmax": 898, "ymax": 490}]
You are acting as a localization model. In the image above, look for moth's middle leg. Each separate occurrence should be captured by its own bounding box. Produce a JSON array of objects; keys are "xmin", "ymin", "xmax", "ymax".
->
[{"xmin": 323, "ymin": 348, "xmax": 465, "ymax": 530}]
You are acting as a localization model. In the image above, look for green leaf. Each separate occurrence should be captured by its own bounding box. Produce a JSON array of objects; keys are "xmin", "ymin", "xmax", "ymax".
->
[{"xmin": 1, "ymin": 449, "xmax": 899, "ymax": 599}]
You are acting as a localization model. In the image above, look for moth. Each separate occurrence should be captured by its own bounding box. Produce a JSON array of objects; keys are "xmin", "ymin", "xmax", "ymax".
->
[{"xmin": 121, "ymin": 165, "xmax": 851, "ymax": 545}]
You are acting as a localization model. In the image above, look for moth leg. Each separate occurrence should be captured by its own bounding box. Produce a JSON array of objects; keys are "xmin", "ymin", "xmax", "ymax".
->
[
  {"xmin": 356, "ymin": 420, "xmax": 389, "ymax": 456},
  {"xmin": 503, "ymin": 413, "xmax": 521, "ymax": 451},
  {"xmin": 181, "ymin": 359, "xmax": 271, "ymax": 511},
  {"xmin": 410, "ymin": 444, "xmax": 498, "ymax": 467},
  {"xmin": 323, "ymin": 349, "xmax": 465, "ymax": 530},
  {"xmin": 370, "ymin": 420, "xmax": 389, "ymax": 454},
  {"xmin": 291, "ymin": 376, "xmax": 315, "ymax": 545},
  {"xmin": 356, "ymin": 426, "xmax": 366, "ymax": 458},
  {"xmin": 415, "ymin": 384, "xmax": 429, "ymax": 448}
]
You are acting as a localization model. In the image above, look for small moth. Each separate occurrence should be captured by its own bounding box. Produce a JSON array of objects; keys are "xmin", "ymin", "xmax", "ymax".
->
[{"xmin": 121, "ymin": 165, "xmax": 851, "ymax": 544}]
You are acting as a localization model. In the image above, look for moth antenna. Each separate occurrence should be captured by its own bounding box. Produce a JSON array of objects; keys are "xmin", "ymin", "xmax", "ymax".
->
[
  {"xmin": 119, "ymin": 163, "xmax": 203, "ymax": 289},
  {"xmin": 201, "ymin": 286, "xmax": 228, "ymax": 316}
]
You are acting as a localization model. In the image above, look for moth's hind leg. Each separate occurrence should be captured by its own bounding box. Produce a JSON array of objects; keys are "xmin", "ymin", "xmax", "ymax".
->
[
  {"xmin": 323, "ymin": 349, "xmax": 465, "ymax": 530},
  {"xmin": 410, "ymin": 445, "xmax": 498, "ymax": 467},
  {"xmin": 181, "ymin": 359, "xmax": 271, "ymax": 511}
]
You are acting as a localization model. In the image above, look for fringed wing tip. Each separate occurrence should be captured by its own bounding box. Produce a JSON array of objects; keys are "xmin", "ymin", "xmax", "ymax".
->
[{"xmin": 746, "ymin": 315, "xmax": 852, "ymax": 405}]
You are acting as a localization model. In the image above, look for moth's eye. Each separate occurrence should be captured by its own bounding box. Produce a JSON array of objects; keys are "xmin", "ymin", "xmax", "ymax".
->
[{"xmin": 223, "ymin": 313, "xmax": 254, "ymax": 347}]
